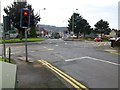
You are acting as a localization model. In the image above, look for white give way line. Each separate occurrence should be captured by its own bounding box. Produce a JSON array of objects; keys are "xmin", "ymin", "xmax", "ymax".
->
[{"xmin": 65, "ymin": 56, "xmax": 119, "ymax": 66}]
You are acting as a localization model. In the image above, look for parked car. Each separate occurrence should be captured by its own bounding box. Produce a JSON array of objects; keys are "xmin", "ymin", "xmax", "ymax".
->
[{"xmin": 94, "ymin": 37, "xmax": 102, "ymax": 42}]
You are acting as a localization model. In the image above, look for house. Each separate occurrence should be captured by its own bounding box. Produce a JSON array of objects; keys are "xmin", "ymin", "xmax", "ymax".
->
[
  {"xmin": 109, "ymin": 30, "xmax": 117, "ymax": 38},
  {"xmin": 36, "ymin": 25, "xmax": 48, "ymax": 37}
]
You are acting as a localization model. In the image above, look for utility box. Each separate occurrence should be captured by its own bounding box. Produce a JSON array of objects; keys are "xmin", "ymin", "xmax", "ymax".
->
[
  {"xmin": 110, "ymin": 37, "xmax": 120, "ymax": 47},
  {"xmin": 0, "ymin": 61, "xmax": 17, "ymax": 89}
]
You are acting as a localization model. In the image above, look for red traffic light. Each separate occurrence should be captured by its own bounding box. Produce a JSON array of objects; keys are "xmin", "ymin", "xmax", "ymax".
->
[
  {"xmin": 23, "ymin": 11, "xmax": 28, "ymax": 16},
  {"xmin": 20, "ymin": 8, "xmax": 30, "ymax": 28}
]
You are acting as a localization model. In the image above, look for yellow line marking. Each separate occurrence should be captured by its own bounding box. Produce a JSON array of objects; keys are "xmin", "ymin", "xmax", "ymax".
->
[
  {"xmin": 47, "ymin": 48, "xmax": 54, "ymax": 51},
  {"xmin": 38, "ymin": 60, "xmax": 89, "ymax": 90},
  {"xmin": 42, "ymin": 60, "xmax": 88, "ymax": 89},
  {"xmin": 39, "ymin": 60, "xmax": 81, "ymax": 90}
]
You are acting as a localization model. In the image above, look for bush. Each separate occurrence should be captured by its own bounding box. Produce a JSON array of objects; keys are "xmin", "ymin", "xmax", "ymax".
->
[
  {"xmin": 29, "ymin": 26, "xmax": 37, "ymax": 38},
  {"xmin": 102, "ymin": 37, "xmax": 109, "ymax": 41}
]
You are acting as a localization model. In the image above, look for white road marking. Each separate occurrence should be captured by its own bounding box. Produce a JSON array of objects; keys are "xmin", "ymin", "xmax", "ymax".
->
[
  {"xmin": 93, "ymin": 43, "xmax": 99, "ymax": 46},
  {"xmin": 30, "ymin": 51, "xmax": 35, "ymax": 53},
  {"xmin": 65, "ymin": 56, "xmax": 89, "ymax": 62},
  {"xmin": 86, "ymin": 56, "xmax": 119, "ymax": 66},
  {"xmin": 43, "ymin": 47, "xmax": 47, "ymax": 48},
  {"xmin": 54, "ymin": 54, "xmax": 65, "ymax": 60},
  {"xmin": 55, "ymin": 45, "xmax": 59, "ymax": 46},
  {"xmin": 98, "ymin": 43, "xmax": 102, "ymax": 46},
  {"xmin": 65, "ymin": 56, "xmax": 119, "ymax": 66}
]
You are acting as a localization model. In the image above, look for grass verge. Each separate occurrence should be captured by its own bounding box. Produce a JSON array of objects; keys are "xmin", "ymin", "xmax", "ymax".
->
[
  {"xmin": 0, "ymin": 57, "xmax": 16, "ymax": 64},
  {"xmin": 1, "ymin": 38, "xmax": 45, "ymax": 43}
]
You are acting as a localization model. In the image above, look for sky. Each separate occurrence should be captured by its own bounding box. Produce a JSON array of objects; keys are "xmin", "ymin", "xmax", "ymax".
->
[{"xmin": 1, "ymin": 0, "xmax": 120, "ymax": 29}]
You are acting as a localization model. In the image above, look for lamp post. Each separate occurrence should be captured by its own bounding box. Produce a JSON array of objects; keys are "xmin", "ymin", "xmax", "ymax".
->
[
  {"xmin": 38, "ymin": 8, "xmax": 46, "ymax": 37},
  {"xmin": 39, "ymin": 8, "xmax": 46, "ymax": 20},
  {"xmin": 72, "ymin": 9, "xmax": 78, "ymax": 37}
]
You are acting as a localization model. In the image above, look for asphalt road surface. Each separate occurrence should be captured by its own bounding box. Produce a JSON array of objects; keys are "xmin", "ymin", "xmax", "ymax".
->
[{"xmin": 1, "ymin": 39, "xmax": 119, "ymax": 89}]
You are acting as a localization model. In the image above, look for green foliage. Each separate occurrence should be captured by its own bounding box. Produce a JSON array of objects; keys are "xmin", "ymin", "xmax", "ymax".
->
[
  {"xmin": 4, "ymin": 2, "xmax": 40, "ymax": 39},
  {"xmin": 0, "ymin": 58, "xmax": 3, "ymax": 61},
  {"xmin": 67, "ymin": 13, "xmax": 91, "ymax": 38},
  {"xmin": 0, "ymin": 58, "xmax": 9, "ymax": 63},
  {"xmin": 0, "ymin": 57, "xmax": 16, "ymax": 64},
  {"xmin": 29, "ymin": 26, "xmax": 37, "ymax": 38},
  {"xmin": 1, "ymin": 38, "xmax": 45, "ymax": 43},
  {"xmin": 94, "ymin": 19, "xmax": 110, "ymax": 36}
]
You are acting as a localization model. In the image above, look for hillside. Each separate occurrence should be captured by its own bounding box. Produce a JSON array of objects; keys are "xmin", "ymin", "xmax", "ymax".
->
[{"xmin": 38, "ymin": 24, "xmax": 68, "ymax": 32}]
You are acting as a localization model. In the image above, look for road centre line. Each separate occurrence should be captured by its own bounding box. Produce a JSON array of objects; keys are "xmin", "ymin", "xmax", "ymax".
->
[
  {"xmin": 38, "ymin": 60, "xmax": 89, "ymax": 90},
  {"xmin": 65, "ymin": 56, "xmax": 119, "ymax": 66}
]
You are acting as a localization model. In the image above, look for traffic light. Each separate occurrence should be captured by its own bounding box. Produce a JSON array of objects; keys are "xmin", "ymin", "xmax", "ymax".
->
[
  {"xmin": 3, "ymin": 16, "xmax": 11, "ymax": 32},
  {"xmin": 20, "ymin": 8, "xmax": 30, "ymax": 28}
]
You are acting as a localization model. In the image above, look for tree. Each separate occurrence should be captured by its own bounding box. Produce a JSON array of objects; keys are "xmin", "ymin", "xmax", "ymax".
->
[
  {"xmin": 67, "ymin": 13, "xmax": 91, "ymax": 38},
  {"xmin": 4, "ymin": 2, "xmax": 40, "ymax": 39},
  {"xmin": 94, "ymin": 19, "xmax": 109, "ymax": 37},
  {"xmin": 29, "ymin": 26, "xmax": 37, "ymax": 38},
  {"xmin": 76, "ymin": 18, "xmax": 91, "ymax": 37},
  {"xmin": 67, "ymin": 13, "xmax": 80, "ymax": 34}
]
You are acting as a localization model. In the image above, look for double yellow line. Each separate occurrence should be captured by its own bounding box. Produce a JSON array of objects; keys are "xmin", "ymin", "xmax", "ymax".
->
[{"xmin": 38, "ymin": 60, "xmax": 89, "ymax": 90}]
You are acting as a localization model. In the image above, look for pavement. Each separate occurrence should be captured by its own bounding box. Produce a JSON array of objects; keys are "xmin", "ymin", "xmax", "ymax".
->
[
  {"xmin": 103, "ymin": 47, "xmax": 120, "ymax": 55},
  {"xmin": 14, "ymin": 59, "xmax": 68, "ymax": 89}
]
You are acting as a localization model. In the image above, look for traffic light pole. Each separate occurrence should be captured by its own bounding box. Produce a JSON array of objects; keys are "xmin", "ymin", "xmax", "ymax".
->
[
  {"xmin": 3, "ymin": 30, "xmax": 6, "ymax": 62},
  {"xmin": 3, "ymin": 15, "xmax": 6, "ymax": 62},
  {"xmin": 20, "ymin": 8, "xmax": 30, "ymax": 62},
  {"xmin": 25, "ymin": 29, "xmax": 28, "ymax": 62}
]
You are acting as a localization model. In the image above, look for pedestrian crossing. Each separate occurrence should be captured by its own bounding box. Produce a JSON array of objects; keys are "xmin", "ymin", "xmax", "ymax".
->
[
  {"xmin": 92, "ymin": 42, "xmax": 111, "ymax": 47},
  {"xmin": 85, "ymin": 42, "xmax": 111, "ymax": 48},
  {"xmin": 69, "ymin": 41, "xmax": 111, "ymax": 48}
]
